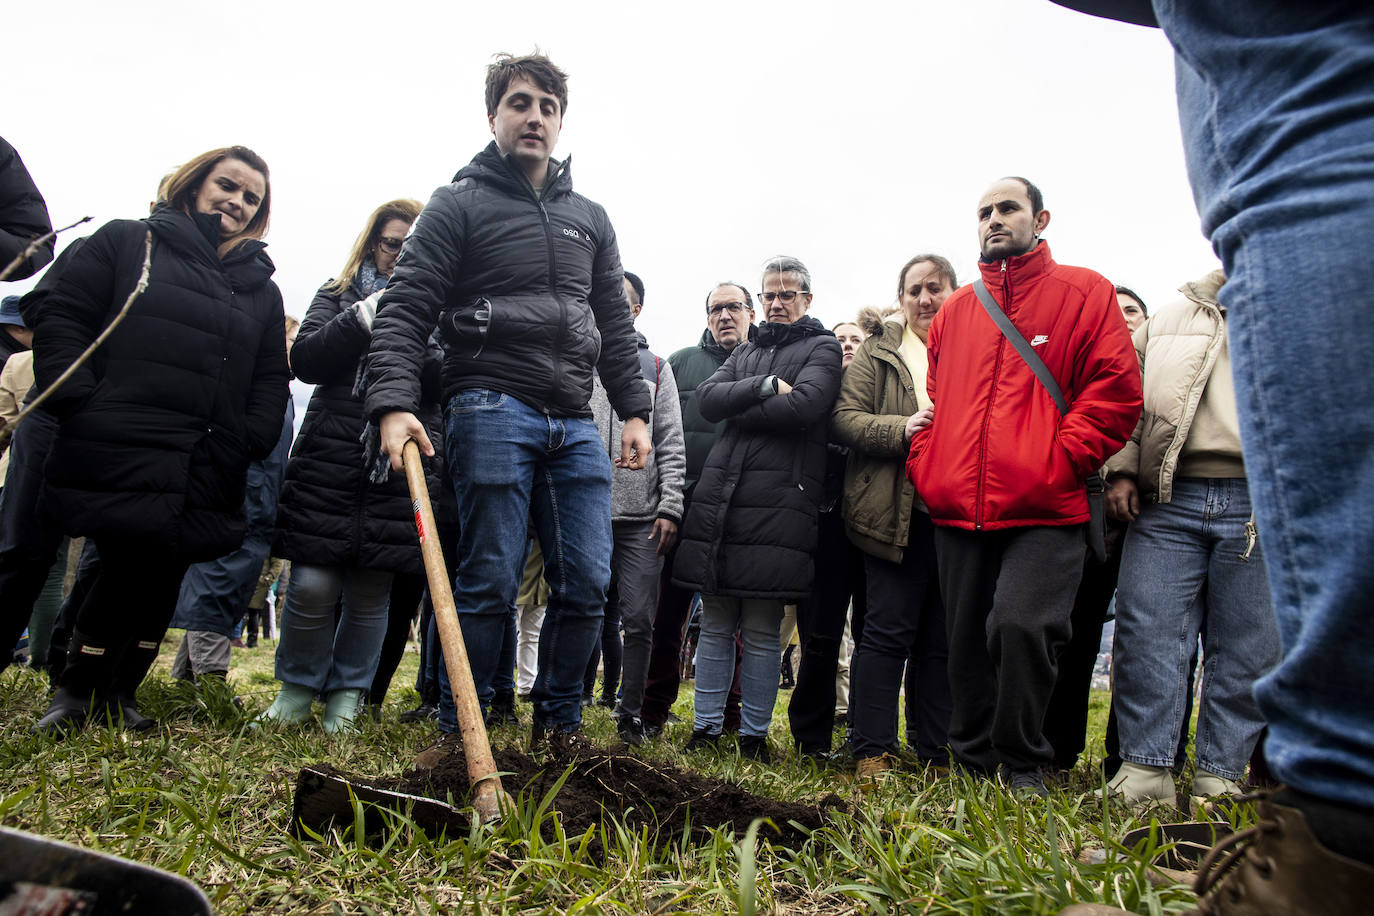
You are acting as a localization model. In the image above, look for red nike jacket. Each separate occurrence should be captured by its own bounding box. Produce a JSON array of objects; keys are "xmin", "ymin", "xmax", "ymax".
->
[{"xmin": 907, "ymin": 242, "xmax": 1142, "ymax": 530}]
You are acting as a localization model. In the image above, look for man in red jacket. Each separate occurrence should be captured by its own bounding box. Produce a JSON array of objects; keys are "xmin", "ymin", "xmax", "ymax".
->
[{"xmin": 907, "ymin": 177, "xmax": 1141, "ymax": 795}]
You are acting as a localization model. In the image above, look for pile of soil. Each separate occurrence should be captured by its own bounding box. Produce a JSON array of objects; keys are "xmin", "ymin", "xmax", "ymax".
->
[{"xmin": 377, "ymin": 744, "xmax": 844, "ymax": 851}]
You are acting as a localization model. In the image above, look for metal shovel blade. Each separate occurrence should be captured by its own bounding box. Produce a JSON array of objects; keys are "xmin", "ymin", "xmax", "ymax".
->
[{"xmin": 290, "ymin": 766, "xmax": 470, "ymax": 838}]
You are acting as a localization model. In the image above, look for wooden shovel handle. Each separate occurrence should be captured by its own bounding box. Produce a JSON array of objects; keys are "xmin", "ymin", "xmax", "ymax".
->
[{"xmin": 402, "ymin": 439, "xmax": 506, "ymax": 824}]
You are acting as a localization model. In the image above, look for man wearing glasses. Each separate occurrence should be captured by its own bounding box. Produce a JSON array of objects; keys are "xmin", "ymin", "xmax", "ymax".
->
[
  {"xmin": 640, "ymin": 283, "xmax": 756, "ymax": 736},
  {"xmin": 364, "ymin": 53, "xmax": 652, "ymax": 752}
]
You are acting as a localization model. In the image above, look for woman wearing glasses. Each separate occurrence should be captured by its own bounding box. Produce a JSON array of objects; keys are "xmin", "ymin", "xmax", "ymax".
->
[
  {"xmin": 262, "ymin": 199, "xmax": 442, "ymax": 733},
  {"xmin": 674, "ymin": 256, "xmax": 843, "ymax": 762}
]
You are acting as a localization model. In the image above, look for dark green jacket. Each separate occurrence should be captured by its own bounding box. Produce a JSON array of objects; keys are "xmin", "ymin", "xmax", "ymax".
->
[
  {"xmin": 667, "ymin": 327, "xmax": 751, "ymax": 500},
  {"xmin": 830, "ymin": 319, "xmax": 921, "ymax": 563}
]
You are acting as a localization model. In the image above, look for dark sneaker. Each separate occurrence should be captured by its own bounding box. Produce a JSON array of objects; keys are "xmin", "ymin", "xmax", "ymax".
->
[
  {"xmin": 485, "ymin": 689, "xmax": 520, "ymax": 728},
  {"xmin": 616, "ymin": 714, "xmax": 649, "ymax": 747},
  {"xmin": 1001, "ymin": 766, "xmax": 1049, "ymax": 798},
  {"xmin": 642, "ymin": 721, "xmax": 663, "ymax": 739},
  {"xmin": 245, "ymin": 633, "xmax": 258, "ymax": 649},
  {"xmin": 739, "ymin": 735, "xmax": 771, "ymax": 763},
  {"xmin": 399, "ymin": 703, "xmax": 439, "ymax": 723},
  {"xmin": 530, "ymin": 721, "xmax": 598, "ymax": 757},
  {"xmin": 579, "ymin": 693, "xmax": 595, "ymax": 709},
  {"xmin": 683, "ymin": 728, "xmax": 719, "ymax": 752},
  {"xmin": 664, "ymin": 711, "xmax": 681, "ymax": 724}
]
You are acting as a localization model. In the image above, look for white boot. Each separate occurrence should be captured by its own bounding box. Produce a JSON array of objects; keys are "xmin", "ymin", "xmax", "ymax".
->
[
  {"xmin": 1191, "ymin": 770, "xmax": 1243, "ymax": 809},
  {"xmin": 1098, "ymin": 761, "xmax": 1176, "ymax": 806}
]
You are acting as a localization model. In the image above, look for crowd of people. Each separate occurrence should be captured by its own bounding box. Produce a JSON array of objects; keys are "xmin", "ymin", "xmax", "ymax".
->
[{"xmin": 3, "ymin": 16, "xmax": 1373, "ymax": 911}]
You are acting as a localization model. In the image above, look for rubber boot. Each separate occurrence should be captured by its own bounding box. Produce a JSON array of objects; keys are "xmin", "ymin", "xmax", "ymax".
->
[
  {"xmin": 321, "ymin": 688, "xmax": 364, "ymax": 735},
  {"xmin": 256, "ymin": 682, "xmax": 314, "ymax": 727},
  {"xmin": 32, "ymin": 630, "xmax": 117, "ymax": 737},
  {"xmin": 1096, "ymin": 761, "xmax": 1176, "ymax": 806},
  {"xmin": 104, "ymin": 638, "xmax": 161, "ymax": 732}
]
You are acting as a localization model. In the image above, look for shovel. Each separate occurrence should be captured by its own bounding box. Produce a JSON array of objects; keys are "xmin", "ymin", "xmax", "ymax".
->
[{"xmin": 399, "ymin": 438, "xmax": 512, "ymax": 825}]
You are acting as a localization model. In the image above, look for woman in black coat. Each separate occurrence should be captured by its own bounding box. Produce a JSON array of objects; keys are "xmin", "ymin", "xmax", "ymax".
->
[
  {"xmin": 673, "ymin": 257, "xmax": 842, "ymax": 761},
  {"xmin": 32, "ymin": 146, "xmax": 290, "ymax": 735},
  {"xmin": 261, "ymin": 199, "xmax": 443, "ymax": 734}
]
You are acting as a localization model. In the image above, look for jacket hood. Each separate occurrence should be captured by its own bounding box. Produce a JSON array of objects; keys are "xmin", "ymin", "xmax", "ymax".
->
[
  {"xmin": 146, "ymin": 206, "xmax": 275, "ymax": 290},
  {"xmin": 1180, "ymin": 269, "xmax": 1227, "ymax": 310},
  {"xmin": 977, "ymin": 239, "xmax": 1054, "ymax": 294},
  {"xmin": 455, "ymin": 141, "xmax": 573, "ymax": 201},
  {"xmin": 755, "ymin": 313, "xmax": 833, "ymax": 346}
]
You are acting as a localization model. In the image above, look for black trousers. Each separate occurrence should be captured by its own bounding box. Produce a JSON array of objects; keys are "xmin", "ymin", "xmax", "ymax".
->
[
  {"xmin": 367, "ymin": 572, "xmax": 428, "ymax": 705},
  {"xmin": 1044, "ymin": 547, "xmax": 1122, "ymax": 770},
  {"xmin": 852, "ymin": 511, "xmax": 950, "ymax": 760},
  {"xmin": 583, "ymin": 577, "xmax": 623, "ymax": 701},
  {"xmin": 0, "ymin": 408, "xmax": 65, "ymax": 670},
  {"xmin": 935, "ymin": 525, "xmax": 1086, "ymax": 773},
  {"xmin": 789, "ymin": 508, "xmax": 866, "ymax": 754}
]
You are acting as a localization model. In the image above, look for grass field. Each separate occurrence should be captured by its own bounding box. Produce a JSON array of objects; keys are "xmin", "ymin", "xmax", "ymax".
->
[{"xmin": 0, "ymin": 633, "xmax": 1224, "ymax": 915}]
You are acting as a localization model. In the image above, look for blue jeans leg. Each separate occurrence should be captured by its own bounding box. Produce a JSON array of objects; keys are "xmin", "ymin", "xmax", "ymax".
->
[
  {"xmin": 273, "ymin": 564, "xmax": 393, "ymax": 693},
  {"xmin": 1157, "ymin": 0, "xmax": 1374, "ymax": 805},
  {"xmin": 1114, "ymin": 479, "xmax": 1279, "ymax": 779},
  {"xmin": 439, "ymin": 390, "xmax": 610, "ymax": 735},
  {"xmin": 693, "ymin": 596, "xmax": 784, "ymax": 739}
]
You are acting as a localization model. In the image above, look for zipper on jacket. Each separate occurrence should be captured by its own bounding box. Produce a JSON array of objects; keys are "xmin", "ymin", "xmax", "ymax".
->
[
  {"xmin": 974, "ymin": 260, "xmax": 1010, "ymax": 530},
  {"xmin": 537, "ymin": 198, "xmax": 568, "ymax": 410}
]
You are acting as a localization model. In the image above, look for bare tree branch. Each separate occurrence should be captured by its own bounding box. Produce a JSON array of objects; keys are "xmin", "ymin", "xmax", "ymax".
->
[
  {"xmin": 0, "ymin": 216, "xmax": 94, "ymax": 283},
  {"xmin": 0, "ymin": 229, "xmax": 151, "ymax": 452}
]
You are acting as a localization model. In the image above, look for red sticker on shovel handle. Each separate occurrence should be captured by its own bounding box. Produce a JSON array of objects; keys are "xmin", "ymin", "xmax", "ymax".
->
[{"xmin": 413, "ymin": 500, "xmax": 426, "ymax": 541}]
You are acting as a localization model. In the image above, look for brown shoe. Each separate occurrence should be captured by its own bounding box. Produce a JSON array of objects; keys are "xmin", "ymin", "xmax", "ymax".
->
[
  {"xmin": 855, "ymin": 754, "xmax": 896, "ymax": 782},
  {"xmin": 412, "ymin": 732, "xmax": 463, "ymax": 771},
  {"xmin": 1182, "ymin": 790, "xmax": 1374, "ymax": 914}
]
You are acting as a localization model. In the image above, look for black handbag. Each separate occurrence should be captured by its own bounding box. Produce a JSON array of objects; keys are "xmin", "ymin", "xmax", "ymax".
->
[{"xmin": 971, "ymin": 279, "xmax": 1108, "ymax": 562}]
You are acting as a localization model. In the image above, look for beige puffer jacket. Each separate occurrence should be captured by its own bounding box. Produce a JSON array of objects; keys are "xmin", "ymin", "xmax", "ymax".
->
[{"xmin": 1105, "ymin": 270, "xmax": 1228, "ymax": 503}]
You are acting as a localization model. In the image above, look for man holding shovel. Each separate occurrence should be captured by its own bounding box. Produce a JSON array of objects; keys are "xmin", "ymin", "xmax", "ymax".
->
[{"xmin": 364, "ymin": 53, "xmax": 651, "ymax": 754}]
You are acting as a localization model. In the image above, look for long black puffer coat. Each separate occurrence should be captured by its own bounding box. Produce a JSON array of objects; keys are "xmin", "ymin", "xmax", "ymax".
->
[
  {"xmin": 365, "ymin": 142, "xmax": 650, "ymax": 424},
  {"xmin": 672, "ymin": 315, "xmax": 842, "ymax": 599},
  {"xmin": 33, "ymin": 207, "xmax": 290, "ymax": 561},
  {"xmin": 272, "ymin": 278, "xmax": 443, "ymax": 575}
]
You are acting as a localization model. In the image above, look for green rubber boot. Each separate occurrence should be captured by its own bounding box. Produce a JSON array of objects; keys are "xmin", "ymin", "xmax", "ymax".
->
[
  {"xmin": 322, "ymin": 688, "xmax": 364, "ymax": 735},
  {"xmin": 257, "ymin": 683, "xmax": 314, "ymax": 727}
]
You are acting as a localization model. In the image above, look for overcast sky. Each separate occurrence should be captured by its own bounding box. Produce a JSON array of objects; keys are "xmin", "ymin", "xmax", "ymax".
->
[{"xmin": 6, "ymin": 0, "xmax": 1217, "ymax": 359}]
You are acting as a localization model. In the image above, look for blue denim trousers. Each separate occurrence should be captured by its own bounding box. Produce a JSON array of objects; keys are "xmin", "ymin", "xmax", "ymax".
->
[
  {"xmin": 1113, "ymin": 478, "xmax": 1279, "ymax": 779},
  {"xmin": 691, "ymin": 596, "xmax": 784, "ymax": 739},
  {"xmin": 436, "ymin": 390, "xmax": 611, "ymax": 734},
  {"xmin": 1157, "ymin": 0, "xmax": 1374, "ymax": 805},
  {"xmin": 273, "ymin": 563, "xmax": 393, "ymax": 694}
]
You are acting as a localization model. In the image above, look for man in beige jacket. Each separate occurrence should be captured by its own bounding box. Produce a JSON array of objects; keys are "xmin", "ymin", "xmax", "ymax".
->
[{"xmin": 1101, "ymin": 270, "xmax": 1279, "ymax": 806}]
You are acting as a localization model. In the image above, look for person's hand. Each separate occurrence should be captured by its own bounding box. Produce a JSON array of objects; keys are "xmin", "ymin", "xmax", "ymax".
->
[
  {"xmin": 904, "ymin": 405, "xmax": 935, "ymax": 441},
  {"xmin": 616, "ymin": 417, "xmax": 652, "ymax": 470},
  {"xmin": 776, "ymin": 378, "xmax": 793, "ymax": 394},
  {"xmin": 650, "ymin": 518, "xmax": 678, "ymax": 556},
  {"xmin": 1106, "ymin": 477, "xmax": 1141, "ymax": 522},
  {"xmin": 379, "ymin": 410, "xmax": 433, "ymax": 472}
]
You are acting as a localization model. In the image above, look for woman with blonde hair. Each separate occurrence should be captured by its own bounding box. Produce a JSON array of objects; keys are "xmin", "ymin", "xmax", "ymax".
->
[
  {"xmin": 31, "ymin": 146, "xmax": 290, "ymax": 735},
  {"xmin": 262, "ymin": 199, "xmax": 445, "ymax": 733}
]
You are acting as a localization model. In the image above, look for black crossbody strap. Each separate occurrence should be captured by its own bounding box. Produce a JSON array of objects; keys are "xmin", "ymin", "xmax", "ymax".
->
[{"xmin": 973, "ymin": 278, "xmax": 1069, "ymax": 416}]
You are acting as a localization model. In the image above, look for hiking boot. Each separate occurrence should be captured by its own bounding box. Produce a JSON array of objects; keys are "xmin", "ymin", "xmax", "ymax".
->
[
  {"xmin": 738, "ymin": 735, "xmax": 771, "ymax": 763},
  {"xmin": 485, "ymin": 689, "xmax": 520, "ymax": 728},
  {"xmin": 617, "ymin": 714, "xmax": 649, "ymax": 747},
  {"xmin": 1001, "ymin": 766, "xmax": 1049, "ymax": 798},
  {"xmin": 683, "ymin": 728, "xmax": 719, "ymax": 752},
  {"xmin": 412, "ymin": 731, "xmax": 464, "ymax": 770},
  {"xmin": 1097, "ymin": 761, "xmax": 1175, "ymax": 806},
  {"xmin": 856, "ymin": 754, "xmax": 896, "ymax": 781},
  {"xmin": 399, "ymin": 703, "xmax": 438, "ymax": 723}
]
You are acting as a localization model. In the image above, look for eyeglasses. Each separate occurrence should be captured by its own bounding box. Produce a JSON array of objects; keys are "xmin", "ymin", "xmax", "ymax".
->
[
  {"xmin": 377, "ymin": 237, "xmax": 404, "ymax": 254},
  {"xmin": 707, "ymin": 302, "xmax": 748, "ymax": 316},
  {"xmin": 759, "ymin": 290, "xmax": 808, "ymax": 304}
]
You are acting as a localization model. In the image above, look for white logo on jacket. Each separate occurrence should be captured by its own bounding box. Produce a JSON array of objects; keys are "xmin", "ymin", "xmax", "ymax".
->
[{"xmin": 1030, "ymin": 334, "xmax": 1049, "ymax": 347}]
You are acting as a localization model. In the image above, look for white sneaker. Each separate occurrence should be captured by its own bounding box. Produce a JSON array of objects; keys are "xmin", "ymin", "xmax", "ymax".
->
[{"xmin": 1097, "ymin": 761, "xmax": 1176, "ymax": 806}]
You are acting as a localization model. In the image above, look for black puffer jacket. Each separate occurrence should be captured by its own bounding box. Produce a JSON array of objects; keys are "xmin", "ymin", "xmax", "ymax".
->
[
  {"xmin": 272, "ymin": 278, "xmax": 443, "ymax": 575},
  {"xmin": 33, "ymin": 207, "xmax": 290, "ymax": 560},
  {"xmin": 0, "ymin": 136, "xmax": 53, "ymax": 280},
  {"xmin": 667, "ymin": 326, "xmax": 758, "ymax": 500},
  {"xmin": 365, "ymin": 142, "xmax": 650, "ymax": 423},
  {"xmin": 672, "ymin": 316, "xmax": 843, "ymax": 599}
]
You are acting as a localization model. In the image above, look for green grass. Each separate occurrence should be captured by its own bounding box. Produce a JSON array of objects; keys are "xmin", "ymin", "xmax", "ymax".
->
[{"xmin": 0, "ymin": 635, "xmax": 1216, "ymax": 914}]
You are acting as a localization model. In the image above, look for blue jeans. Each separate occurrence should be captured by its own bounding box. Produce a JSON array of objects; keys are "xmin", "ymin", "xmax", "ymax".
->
[
  {"xmin": 273, "ymin": 563, "xmax": 392, "ymax": 694},
  {"xmin": 692, "ymin": 596, "xmax": 784, "ymax": 739},
  {"xmin": 1113, "ymin": 479, "xmax": 1279, "ymax": 780},
  {"xmin": 1157, "ymin": 0, "xmax": 1374, "ymax": 805},
  {"xmin": 437, "ymin": 390, "xmax": 611, "ymax": 734}
]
